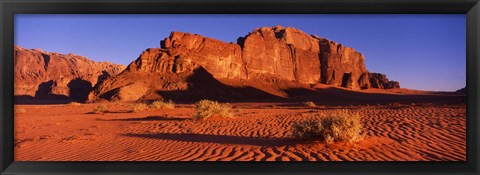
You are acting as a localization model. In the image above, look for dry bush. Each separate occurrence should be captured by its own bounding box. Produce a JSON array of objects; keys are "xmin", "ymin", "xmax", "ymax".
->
[
  {"xmin": 194, "ymin": 100, "xmax": 233, "ymax": 120},
  {"xmin": 14, "ymin": 107, "xmax": 26, "ymax": 114},
  {"xmin": 92, "ymin": 104, "xmax": 109, "ymax": 114},
  {"xmin": 303, "ymin": 101, "xmax": 317, "ymax": 107},
  {"xmin": 131, "ymin": 103, "xmax": 149, "ymax": 113},
  {"xmin": 68, "ymin": 102, "xmax": 82, "ymax": 106},
  {"xmin": 150, "ymin": 100, "xmax": 175, "ymax": 109},
  {"xmin": 292, "ymin": 110, "xmax": 363, "ymax": 145}
]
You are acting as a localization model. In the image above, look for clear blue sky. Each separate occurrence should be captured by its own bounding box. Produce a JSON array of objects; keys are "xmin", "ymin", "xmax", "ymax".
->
[{"xmin": 15, "ymin": 14, "xmax": 465, "ymax": 91}]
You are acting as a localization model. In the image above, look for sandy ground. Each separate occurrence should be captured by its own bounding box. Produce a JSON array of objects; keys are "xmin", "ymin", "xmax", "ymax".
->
[{"xmin": 14, "ymin": 102, "xmax": 465, "ymax": 161}]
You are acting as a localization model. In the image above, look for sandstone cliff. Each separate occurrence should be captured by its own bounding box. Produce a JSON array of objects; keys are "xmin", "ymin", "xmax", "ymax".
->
[
  {"xmin": 89, "ymin": 26, "xmax": 400, "ymax": 102},
  {"xmin": 14, "ymin": 46, "xmax": 126, "ymax": 102}
]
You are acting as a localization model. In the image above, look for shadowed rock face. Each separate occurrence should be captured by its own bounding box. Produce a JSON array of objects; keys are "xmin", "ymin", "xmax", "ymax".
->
[
  {"xmin": 318, "ymin": 37, "xmax": 367, "ymax": 89},
  {"xmin": 14, "ymin": 46, "xmax": 126, "ymax": 102},
  {"xmin": 90, "ymin": 26, "xmax": 400, "ymax": 102},
  {"xmin": 358, "ymin": 72, "xmax": 400, "ymax": 89},
  {"xmin": 456, "ymin": 87, "xmax": 466, "ymax": 94}
]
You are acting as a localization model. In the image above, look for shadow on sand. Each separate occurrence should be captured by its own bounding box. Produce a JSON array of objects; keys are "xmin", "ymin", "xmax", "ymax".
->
[
  {"xmin": 283, "ymin": 87, "xmax": 465, "ymax": 106},
  {"xmin": 122, "ymin": 133, "xmax": 296, "ymax": 147},
  {"xmin": 156, "ymin": 67, "xmax": 286, "ymax": 103},
  {"xmin": 15, "ymin": 78, "xmax": 93, "ymax": 105},
  {"xmin": 154, "ymin": 67, "xmax": 464, "ymax": 105},
  {"xmin": 16, "ymin": 67, "xmax": 465, "ymax": 106},
  {"xmin": 97, "ymin": 115, "xmax": 187, "ymax": 122}
]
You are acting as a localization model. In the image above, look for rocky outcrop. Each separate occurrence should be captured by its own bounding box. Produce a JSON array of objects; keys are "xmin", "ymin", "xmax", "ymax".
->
[
  {"xmin": 14, "ymin": 46, "xmax": 125, "ymax": 102},
  {"xmin": 128, "ymin": 32, "xmax": 245, "ymax": 79},
  {"xmin": 358, "ymin": 72, "xmax": 400, "ymax": 89},
  {"xmin": 238, "ymin": 26, "xmax": 320, "ymax": 84},
  {"xmin": 456, "ymin": 87, "xmax": 466, "ymax": 94},
  {"xmin": 89, "ymin": 26, "xmax": 399, "ymax": 102},
  {"xmin": 317, "ymin": 37, "xmax": 367, "ymax": 89}
]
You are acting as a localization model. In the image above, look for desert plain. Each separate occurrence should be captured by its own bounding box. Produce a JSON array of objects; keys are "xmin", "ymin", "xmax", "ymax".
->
[
  {"xmin": 13, "ymin": 26, "xmax": 466, "ymax": 161},
  {"xmin": 14, "ymin": 90, "xmax": 466, "ymax": 161}
]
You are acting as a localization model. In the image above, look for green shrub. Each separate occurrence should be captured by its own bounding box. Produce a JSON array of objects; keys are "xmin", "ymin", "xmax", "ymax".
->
[
  {"xmin": 149, "ymin": 100, "xmax": 175, "ymax": 109},
  {"xmin": 92, "ymin": 104, "xmax": 109, "ymax": 114},
  {"xmin": 303, "ymin": 101, "xmax": 317, "ymax": 107},
  {"xmin": 131, "ymin": 103, "xmax": 148, "ymax": 113},
  {"xmin": 194, "ymin": 100, "xmax": 233, "ymax": 120},
  {"xmin": 292, "ymin": 110, "xmax": 363, "ymax": 145}
]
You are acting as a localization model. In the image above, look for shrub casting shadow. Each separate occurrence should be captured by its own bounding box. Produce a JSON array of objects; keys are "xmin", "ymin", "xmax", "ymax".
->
[
  {"xmin": 98, "ymin": 115, "xmax": 186, "ymax": 121},
  {"xmin": 122, "ymin": 133, "xmax": 295, "ymax": 147}
]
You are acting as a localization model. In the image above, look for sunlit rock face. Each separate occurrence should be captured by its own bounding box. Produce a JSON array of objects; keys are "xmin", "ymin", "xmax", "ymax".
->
[
  {"xmin": 14, "ymin": 46, "xmax": 125, "ymax": 101},
  {"xmin": 90, "ymin": 26, "xmax": 399, "ymax": 102}
]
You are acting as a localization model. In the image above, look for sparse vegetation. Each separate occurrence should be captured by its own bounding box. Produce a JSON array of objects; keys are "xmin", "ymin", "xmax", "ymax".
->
[
  {"xmin": 131, "ymin": 103, "xmax": 149, "ymax": 113},
  {"xmin": 92, "ymin": 104, "xmax": 109, "ymax": 114},
  {"xmin": 68, "ymin": 102, "xmax": 82, "ymax": 106},
  {"xmin": 150, "ymin": 100, "xmax": 175, "ymax": 109},
  {"xmin": 15, "ymin": 107, "xmax": 26, "ymax": 114},
  {"xmin": 303, "ymin": 101, "xmax": 317, "ymax": 107},
  {"xmin": 292, "ymin": 110, "xmax": 363, "ymax": 145},
  {"xmin": 194, "ymin": 100, "xmax": 233, "ymax": 120}
]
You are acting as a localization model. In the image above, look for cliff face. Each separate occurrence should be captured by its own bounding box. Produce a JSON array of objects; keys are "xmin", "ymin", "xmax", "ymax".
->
[
  {"xmin": 238, "ymin": 26, "xmax": 321, "ymax": 84},
  {"xmin": 358, "ymin": 72, "xmax": 401, "ymax": 89},
  {"xmin": 90, "ymin": 26, "xmax": 400, "ymax": 102},
  {"xmin": 14, "ymin": 46, "xmax": 126, "ymax": 102}
]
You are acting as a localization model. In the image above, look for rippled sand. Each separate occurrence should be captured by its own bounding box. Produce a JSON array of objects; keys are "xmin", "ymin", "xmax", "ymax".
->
[{"xmin": 14, "ymin": 103, "xmax": 465, "ymax": 161}]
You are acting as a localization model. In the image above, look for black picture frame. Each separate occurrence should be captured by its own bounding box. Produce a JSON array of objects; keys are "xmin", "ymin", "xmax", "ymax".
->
[{"xmin": 1, "ymin": 0, "xmax": 479, "ymax": 174}]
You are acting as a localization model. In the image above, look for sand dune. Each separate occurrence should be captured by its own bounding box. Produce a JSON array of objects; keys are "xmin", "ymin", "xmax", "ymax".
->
[{"xmin": 14, "ymin": 103, "xmax": 465, "ymax": 161}]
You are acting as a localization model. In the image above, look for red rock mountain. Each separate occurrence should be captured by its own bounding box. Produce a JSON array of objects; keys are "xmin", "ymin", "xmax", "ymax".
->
[
  {"xmin": 14, "ymin": 46, "xmax": 126, "ymax": 102},
  {"xmin": 89, "ymin": 26, "xmax": 399, "ymax": 102}
]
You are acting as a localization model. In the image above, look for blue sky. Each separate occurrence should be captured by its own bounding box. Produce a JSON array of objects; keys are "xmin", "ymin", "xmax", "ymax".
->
[{"xmin": 15, "ymin": 14, "xmax": 465, "ymax": 91}]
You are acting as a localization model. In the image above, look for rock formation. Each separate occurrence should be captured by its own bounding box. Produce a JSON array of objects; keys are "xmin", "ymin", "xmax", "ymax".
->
[
  {"xmin": 358, "ymin": 72, "xmax": 400, "ymax": 89},
  {"xmin": 456, "ymin": 87, "xmax": 466, "ymax": 94},
  {"xmin": 14, "ymin": 46, "xmax": 125, "ymax": 102},
  {"xmin": 89, "ymin": 26, "xmax": 399, "ymax": 102}
]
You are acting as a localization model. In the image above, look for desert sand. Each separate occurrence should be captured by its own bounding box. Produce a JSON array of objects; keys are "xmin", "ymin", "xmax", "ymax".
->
[
  {"xmin": 14, "ymin": 101, "xmax": 465, "ymax": 161},
  {"xmin": 13, "ymin": 26, "xmax": 466, "ymax": 161}
]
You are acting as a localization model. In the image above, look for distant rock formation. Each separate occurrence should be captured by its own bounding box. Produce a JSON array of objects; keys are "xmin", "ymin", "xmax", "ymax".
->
[
  {"xmin": 358, "ymin": 72, "xmax": 400, "ymax": 89},
  {"xmin": 14, "ymin": 46, "xmax": 125, "ymax": 102},
  {"xmin": 456, "ymin": 87, "xmax": 466, "ymax": 94},
  {"xmin": 89, "ymin": 26, "xmax": 399, "ymax": 102}
]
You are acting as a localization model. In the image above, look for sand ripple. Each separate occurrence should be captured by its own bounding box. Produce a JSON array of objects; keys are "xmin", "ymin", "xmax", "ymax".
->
[{"xmin": 14, "ymin": 104, "xmax": 466, "ymax": 161}]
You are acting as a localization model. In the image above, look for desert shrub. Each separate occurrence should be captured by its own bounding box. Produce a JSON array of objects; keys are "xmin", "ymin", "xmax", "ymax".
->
[
  {"xmin": 68, "ymin": 102, "xmax": 82, "ymax": 106},
  {"xmin": 303, "ymin": 101, "xmax": 317, "ymax": 107},
  {"xmin": 292, "ymin": 110, "xmax": 363, "ymax": 145},
  {"xmin": 14, "ymin": 107, "xmax": 26, "ymax": 114},
  {"xmin": 131, "ymin": 103, "xmax": 149, "ymax": 113},
  {"xmin": 92, "ymin": 104, "xmax": 109, "ymax": 114},
  {"xmin": 149, "ymin": 100, "xmax": 175, "ymax": 109},
  {"xmin": 194, "ymin": 100, "xmax": 233, "ymax": 120}
]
